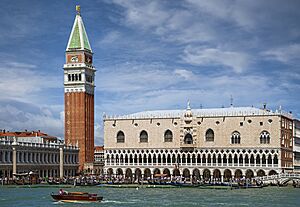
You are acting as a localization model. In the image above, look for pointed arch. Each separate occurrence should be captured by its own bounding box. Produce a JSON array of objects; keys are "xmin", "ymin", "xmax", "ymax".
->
[
  {"xmin": 234, "ymin": 169, "xmax": 242, "ymax": 179},
  {"xmin": 140, "ymin": 130, "xmax": 148, "ymax": 142},
  {"xmin": 135, "ymin": 168, "xmax": 142, "ymax": 181},
  {"xmin": 144, "ymin": 168, "xmax": 151, "ymax": 179},
  {"xmin": 184, "ymin": 133, "xmax": 193, "ymax": 144},
  {"xmin": 203, "ymin": 169, "xmax": 211, "ymax": 180},
  {"xmin": 183, "ymin": 168, "xmax": 190, "ymax": 178},
  {"xmin": 205, "ymin": 128, "xmax": 214, "ymax": 142},
  {"xmin": 163, "ymin": 168, "xmax": 171, "ymax": 177},
  {"xmin": 257, "ymin": 169, "xmax": 265, "ymax": 177},
  {"xmin": 260, "ymin": 131, "xmax": 270, "ymax": 144},
  {"xmin": 116, "ymin": 131, "xmax": 125, "ymax": 143},
  {"xmin": 164, "ymin": 129, "xmax": 173, "ymax": 142},
  {"xmin": 245, "ymin": 169, "xmax": 254, "ymax": 178},
  {"xmin": 231, "ymin": 131, "xmax": 241, "ymax": 144}
]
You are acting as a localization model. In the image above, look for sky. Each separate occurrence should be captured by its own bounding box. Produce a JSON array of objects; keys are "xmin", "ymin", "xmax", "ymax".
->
[{"xmin": 0, "ymin": 0, "xmax": 300, "ymax": 145}]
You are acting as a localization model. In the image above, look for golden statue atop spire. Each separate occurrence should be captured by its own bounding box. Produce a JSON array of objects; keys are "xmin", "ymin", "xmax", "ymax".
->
[{"xmin": 76, "ymin": 5, "xmax": 81, "ymax": 15}]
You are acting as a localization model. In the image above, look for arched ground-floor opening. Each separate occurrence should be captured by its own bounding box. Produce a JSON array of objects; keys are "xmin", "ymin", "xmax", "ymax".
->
[
  {"xmin": 173, "ymin": 169, "xmax": 180, "ymax": 177},
  {"xmin": 203, "ymin": 169, "xmax": 211, "ymax": 181},
  {"xmin": 269, "ymin": 170, "xmax": 277, "ymax": 176},
  {"xmin": 245, "ymin": 169, "xmax": 254, "ymax": 179},
  {"xmin": 153, "ymin": 168, "xmax": 161, "ymax": 176},
  {"xmin": 116, "ymin": 168, "xmax": 123, "ymax": 176},
  {"xmin": 234, "ymin": 169, "xmax": 243, "ymax": 179},
  {"xmin": 163, "ymin": 168, "xmax": 171, "ymax": 177},
  {"xmin": 107, "ymin": 168, "xmax": 113, "ymax": 177},
  {"xmin": 257, "ymin": 169, "xmax": 266, "ymax": 177},
  {"xmin": 144, "ymin": 168, "xmax": 151, "ymax": 179},
  {"xmin": 125, "ymin": 168, "xmax": 133, "ymax": 182},
  {"xmin": 192, "ymin": 169, "xmax": 201, "ymax": 181},
  {"xmin": 182, "ymin": 168, "xmax": 190, "ymax": 180},
  {"xmin": 135, "ymin": 168, "xmax": 142, "ymax": 181},
  {"xmin": 224, "ymin": 169, "xmax": 232, "ymax": 182},
  {"xmin": 213, "ymin": 169, "xmax": 221, "ymax": 181}
]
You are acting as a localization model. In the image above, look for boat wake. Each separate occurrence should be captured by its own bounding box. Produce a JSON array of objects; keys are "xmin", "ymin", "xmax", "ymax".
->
[
  {"xmin": 102, "ymin": 200, "xmax": 137, "ymax": 204},
  {"xmin": 52, "ymin": 200, "xmax": 94, "ymax": 204}
]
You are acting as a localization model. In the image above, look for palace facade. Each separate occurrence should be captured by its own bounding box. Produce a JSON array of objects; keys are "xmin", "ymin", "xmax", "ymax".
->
[
  {"xmin": 0, "ymin": 130, "xmax": 79, "ymax": 178},
  {"xmin": 104, "ymin": 104, "xmax": 295, "ymax": 182}
]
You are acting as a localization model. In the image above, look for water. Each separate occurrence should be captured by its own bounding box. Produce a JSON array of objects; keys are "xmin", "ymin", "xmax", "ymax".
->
[{"xmin": 0, "ymin": 186, "xmax": 299, "ymax": 207}]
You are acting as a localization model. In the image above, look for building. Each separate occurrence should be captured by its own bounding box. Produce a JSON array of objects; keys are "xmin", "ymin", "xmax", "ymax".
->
[
  {"xmin": 0, "ymin": 130, "xmax": 79, "ymax": 178},
  {"xmin": 63, "ymin": 5, "xmax": 96, "ymax": 171},
  {"xmin": 103, "ymin": 104, "xmax": 295, "ymax": 182},
  {"xmin": 94, "ymin": 146, "xmax": 105, "ymax": 175},
  {"xmin": 293, "ymin": 119, "xmax": 300, "ymax": 173}
]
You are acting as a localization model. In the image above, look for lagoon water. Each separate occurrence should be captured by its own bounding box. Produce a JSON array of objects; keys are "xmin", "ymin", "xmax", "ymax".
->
[{"xmin": 0, "ymin": 186, "xmax": 299, "ymax": 207}]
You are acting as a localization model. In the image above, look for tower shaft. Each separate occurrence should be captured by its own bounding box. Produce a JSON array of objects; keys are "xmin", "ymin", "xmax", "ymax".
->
[{"xmin": 64, "ymin": 6, "xmax": 95, "ymax": 171}]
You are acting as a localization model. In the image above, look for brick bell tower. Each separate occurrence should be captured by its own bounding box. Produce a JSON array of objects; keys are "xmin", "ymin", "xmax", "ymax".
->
[{"xmin": 64, "ymin": 5, "xmax": 95, "ymax": 172}]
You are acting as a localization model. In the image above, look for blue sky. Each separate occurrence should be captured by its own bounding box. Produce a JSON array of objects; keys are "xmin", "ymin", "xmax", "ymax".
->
[{"xmin": 0, "ymin": 0, "xmax": 300, "ymax": 145}]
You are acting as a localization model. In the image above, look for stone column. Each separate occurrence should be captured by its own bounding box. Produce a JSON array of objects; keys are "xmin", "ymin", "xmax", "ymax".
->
[
  {"xmin": 59, "ymin": 145, "xmax": 64, "ymax": 178},
  {"xmin": 221, "ymin": 155, "xmax": 223, "ymax": 167},
  {"xmin": 260, "ymin": 158, "xmax": 263, "ymax": 167},
  {"xmin": 12, "ymin": 137, "xmax": 18, "ymax": 178},
  {"xmin": 12, "ymin": 147, "xmax": 17, "ymax": 177}
]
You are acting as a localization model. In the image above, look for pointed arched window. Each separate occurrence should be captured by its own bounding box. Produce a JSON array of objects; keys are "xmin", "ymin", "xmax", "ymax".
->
[
  {"xmin": 231, "ymin": 131, "xmax": 241, "ymax": 144},
  {"xmin": 116, "ymin": 131, "xmax": 125, "ymax": 143},
  {"xmin": 205, "ymin": 129, "xmax": 214, "ymax": 142},
  {"xmin": 184, "ymin": 133, "xmax": 193, "ymax": 144},
  {"xmin": 140, "ymin": 130, "xmax": 148, "ymax": 143},
  {"xmin": 260, "ymin": 131, "xmax": 270, "ymax": 144},
  {"xmin": 164, "ymin": 130, "xmax": 173, "ymax": 142}
]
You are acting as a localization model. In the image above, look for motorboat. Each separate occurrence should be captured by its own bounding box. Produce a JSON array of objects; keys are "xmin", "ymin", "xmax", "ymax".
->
[{"xmin": 51, "ymin": 190, "xmax": 103, "ymax": 202}]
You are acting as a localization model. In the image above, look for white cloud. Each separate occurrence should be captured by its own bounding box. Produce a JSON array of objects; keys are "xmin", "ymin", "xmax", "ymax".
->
[
  {"xmin": 0, "ymin": 61, "xmax": 60, "ymax": 103},
  {"xmin": 98, "ymin": 31, "xmax": 121, "ymax": 44},
  {"xmin": 96, "ymin": 60, "xmax": 289, "ymax": 118},
  {"xmin": 182, "ymin": 46, "xmax": 251, "ymax": 73},
  {"xmin": 262, "ymin": 44, "xmax": 300, "ymax": 64},
  {"xmin": 94, "ymin": 123, "xmax": 103, "ymax": 146},
  {"xmin": 0, "ymin": 102, "xmax": 64, "ymax": 138},
  {"xmin": 110, "ymin": 0, "xmax": 215, "ymax": 44},
  {"xmin": 96, "ymin": 63, "xmax": 183, "ymax": 93},
  {"xmin": 174, "ymin": 69, "xmax": 194, "ymax": 80},
  {"xmin": 185, "ymin": 0, "xmax": 257, "ymax": 29}
]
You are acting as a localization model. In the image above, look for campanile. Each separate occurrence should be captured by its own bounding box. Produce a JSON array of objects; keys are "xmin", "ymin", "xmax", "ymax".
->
[{"xmin": 64, "ymin": 5, "xmax": 95, "ymax": 171}]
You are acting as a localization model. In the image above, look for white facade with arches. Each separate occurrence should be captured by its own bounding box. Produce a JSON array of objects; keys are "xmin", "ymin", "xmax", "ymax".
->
[{"xmin": 104, "ymin": 105, "xmax": 294, "ymax": 181}]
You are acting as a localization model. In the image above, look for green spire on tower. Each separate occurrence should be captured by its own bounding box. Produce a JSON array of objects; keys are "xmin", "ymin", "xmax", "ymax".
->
[{"xmin": 66, "ymin": 5, "xmax": 92, "ymax": 52}]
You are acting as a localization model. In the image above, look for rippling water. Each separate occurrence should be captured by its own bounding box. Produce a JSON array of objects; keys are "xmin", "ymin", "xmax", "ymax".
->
[{"xmin": 0, "ymin": 185, "xmax": 299, "ymax": 207}]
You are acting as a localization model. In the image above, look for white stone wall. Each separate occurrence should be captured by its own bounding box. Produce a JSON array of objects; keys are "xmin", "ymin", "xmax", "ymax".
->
[{"xmin": 104, "ymin": 115, "xmax": 281, "ymax": 149}]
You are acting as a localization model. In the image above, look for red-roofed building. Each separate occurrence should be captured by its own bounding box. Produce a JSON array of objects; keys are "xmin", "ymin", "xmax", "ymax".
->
[{"xmin": 93, "ymin": 145, "xmax": 104, "ymax": 175}]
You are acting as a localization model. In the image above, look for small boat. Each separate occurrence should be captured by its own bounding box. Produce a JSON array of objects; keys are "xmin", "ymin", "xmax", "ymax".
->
[
  {"xmin": 169, "ymin": 181, "xmax": 202, "ymax": 187},
  {"xmin": 51, "ymin": 191, "xmax": 103, "ymax": 202}
]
